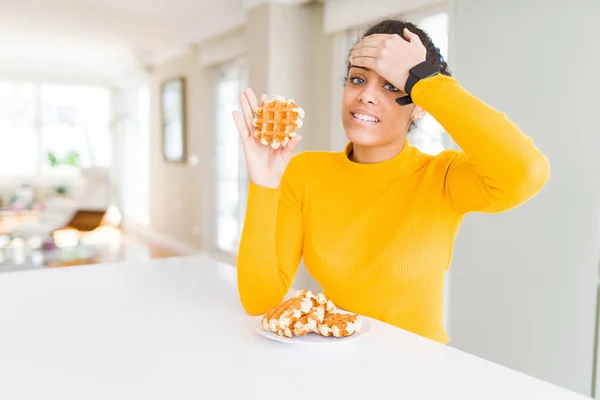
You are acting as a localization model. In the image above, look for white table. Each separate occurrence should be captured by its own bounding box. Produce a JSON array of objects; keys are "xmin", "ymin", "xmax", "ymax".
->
[{"xmin": 0, "ymin": 255, "xmax": 590, "ymax": 399}]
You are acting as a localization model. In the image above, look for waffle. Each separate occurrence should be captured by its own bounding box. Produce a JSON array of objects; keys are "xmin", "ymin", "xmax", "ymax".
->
[
  {"xmin": 317, "ymin": 312, "xmax": 362, "ymax": 338},
  {"xmin": 288, "ymin": 307, "xmax": 323, "ymax": 336},
  {"xmin": 262, "ymin": 290, "xmax": 324, "ymax": 338},
  {"xmin": 252, "ymin": 95, "xmax": 305, "ymax": 149},
  {"xmin": 261, "ymin": 296, "xmax": 313, "ymax": 334},
  {"xmin": 291, "ymin": 289, "xmax": 314, "ymax": 300},
  {"xmin": 314, "ymin": 293, "xmax": 336, "ymax": 314},
  {"xmin": 260, "ymin": 290, "xmax": 361, "ymax": 339}
]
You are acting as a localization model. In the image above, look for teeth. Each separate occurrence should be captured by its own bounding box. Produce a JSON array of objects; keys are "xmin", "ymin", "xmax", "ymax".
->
[{"xmin": 353, "ymin": 113, "xmax": 378, "ymax": 122}]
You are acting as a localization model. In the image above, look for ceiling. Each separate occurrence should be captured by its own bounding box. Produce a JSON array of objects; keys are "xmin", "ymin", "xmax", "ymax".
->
[{"xmin": 0, "ymin": 0, "xmax": 248, "ymax": 82}]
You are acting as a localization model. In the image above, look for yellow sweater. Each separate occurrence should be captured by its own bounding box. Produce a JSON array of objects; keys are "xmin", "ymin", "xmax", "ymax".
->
[{"xmin": 237, "ymin": 74, "xmax": 550, "ymax": 344}]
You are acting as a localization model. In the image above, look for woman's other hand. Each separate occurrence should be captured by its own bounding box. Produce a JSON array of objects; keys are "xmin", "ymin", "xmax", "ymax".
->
[{"xmin": 232, "ymin": 88, "xmax": 302, "ymax": 189}]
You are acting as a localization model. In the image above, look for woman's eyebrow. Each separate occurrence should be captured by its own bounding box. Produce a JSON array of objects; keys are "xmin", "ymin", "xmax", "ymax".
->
[{"xmin": 349, "ymin": 65, "xmax": 370, "ymax": 71}]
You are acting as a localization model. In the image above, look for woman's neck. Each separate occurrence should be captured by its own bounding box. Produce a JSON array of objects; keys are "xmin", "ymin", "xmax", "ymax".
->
[{"xmin": 349, "ymin": 139, "xmax": 406, "ymax": 164}]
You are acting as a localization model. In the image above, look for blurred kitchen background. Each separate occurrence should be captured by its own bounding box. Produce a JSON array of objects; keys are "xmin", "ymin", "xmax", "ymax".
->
[{"xmin": 0, "ymin": 0, "xmax": 598, "ymax": 397}]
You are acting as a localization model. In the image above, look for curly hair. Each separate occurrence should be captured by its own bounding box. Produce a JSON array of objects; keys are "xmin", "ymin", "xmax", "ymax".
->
[{"xmin": 345, "ymin": 19, "xmax": 451, "ymax": 79}]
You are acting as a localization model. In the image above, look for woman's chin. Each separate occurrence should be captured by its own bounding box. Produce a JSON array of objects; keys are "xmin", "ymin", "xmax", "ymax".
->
[{"xmin": 345, "ymin": 130, "xmax": 383, "ymax": 147}]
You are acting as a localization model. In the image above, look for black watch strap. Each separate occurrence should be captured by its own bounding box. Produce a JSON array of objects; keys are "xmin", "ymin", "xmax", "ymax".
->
[
  {"xmin": 395, "ymin": 95, "xmax": 413, "ymax": 106},
  {"xmin": 404, "ymin": 61, "xmax": 439, "ymax": 96},
  {"xmin": 404, "ymin": 74, "xmax": 420, "ymax": 97}
]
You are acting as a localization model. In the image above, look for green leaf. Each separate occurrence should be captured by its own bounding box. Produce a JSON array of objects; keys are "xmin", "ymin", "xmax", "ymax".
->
[
  {"xmin": 62, "ymin": 150, "xmax": 80, "ymax": 167},
  {"xmin": 47, "ymin": 152, "xmax": 59, "ymax": 167}
]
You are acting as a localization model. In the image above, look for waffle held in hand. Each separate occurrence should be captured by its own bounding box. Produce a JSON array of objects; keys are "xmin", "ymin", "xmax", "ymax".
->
[{"xmin": 252, "ymin": 95, "xmax": 305, "ymax": 149}]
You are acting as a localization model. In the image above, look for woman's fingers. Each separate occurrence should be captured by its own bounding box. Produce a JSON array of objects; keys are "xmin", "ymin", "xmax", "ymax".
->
[
  {"xmin": 245, "ymin": 88, "xmax": 259, "ymax": 113},
  {"xmin": 350, "ymin": 47, "xmax": 379, "ymax": 65},
  {"xmin": 351, "ymin": 47, "xmax": 379, "ymax": 58},
  {"xmin": 240, "ymin": 92, "xmax": 255, "ymax": 133},
  {"xmin": 403, "ymin": 28, "xmax": 423, "ymax": 47},
  {"xmin": 350, "ymin": 56, "xmax": 377, "ymax": 72},
  {"xmin": 353, "ymin": 34, "xmax": 385, "ymax": 49}
]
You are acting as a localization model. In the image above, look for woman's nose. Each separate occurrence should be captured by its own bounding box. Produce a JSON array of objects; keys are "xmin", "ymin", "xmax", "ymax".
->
[{"xmin": 358, "ymin": 88, "xmax": 377, "ymax": 105}]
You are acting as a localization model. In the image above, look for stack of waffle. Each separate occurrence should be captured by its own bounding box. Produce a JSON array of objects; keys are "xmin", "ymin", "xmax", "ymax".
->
[{"xmin": 261, "ymin": 290, "xmax": 362, "ymax": 338}]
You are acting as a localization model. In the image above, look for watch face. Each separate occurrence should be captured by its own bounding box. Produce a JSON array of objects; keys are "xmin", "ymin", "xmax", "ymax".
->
[{"xmin": 411, "ymin": 62, "xmax": 439, "ymax": 79}]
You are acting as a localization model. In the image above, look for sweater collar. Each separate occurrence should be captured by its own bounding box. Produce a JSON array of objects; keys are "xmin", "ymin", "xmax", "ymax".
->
[{"xmin": 340, "ymin": 139, "xmax": 418, "ymax": 179}]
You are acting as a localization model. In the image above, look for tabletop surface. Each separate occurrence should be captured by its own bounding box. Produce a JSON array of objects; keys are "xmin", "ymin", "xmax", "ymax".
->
[{"xmin": 0, "ymin": 255, "xmax": 590, "ymax": 400}]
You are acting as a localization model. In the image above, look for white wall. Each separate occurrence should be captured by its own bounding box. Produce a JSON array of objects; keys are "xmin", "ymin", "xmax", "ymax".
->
[
  {"xmin": 323, "ymin": 0, "xmax": 443, "ymax": 34},
  {"xmin": 446, "ymin": 0, "xmax": 600, "ymax": 396},
  {"xmin": 109, "ymin": 70, "xmax": 151, "ymax": 227}
]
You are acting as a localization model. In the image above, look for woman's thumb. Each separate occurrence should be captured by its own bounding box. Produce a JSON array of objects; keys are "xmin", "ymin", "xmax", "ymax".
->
[{"xmin": 404, "ymin": 28, "xmax": 422, "ymax": 46}]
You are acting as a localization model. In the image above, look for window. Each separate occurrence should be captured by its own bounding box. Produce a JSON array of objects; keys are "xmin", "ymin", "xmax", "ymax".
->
[
  {"xmin": 0, "ymin": 82, "xmax": 38, "ymax": 177},
  {"xmin": 212, "ymin": 60, "xmax": 248, "ymax": 254},
  {"xmin": 0, "ymin": 80, "xmax": 111, "ymax": 178},
  {"xmin": 120, "ymin": 86, "xmax": 150, "ymax": 226},
  {"xmin": 40, "ymin": 84, "xmax": 111, "ymax": 171},
  {"xmin": 343, "ymin": 11, "xmax": 451, "ymax": 155}
]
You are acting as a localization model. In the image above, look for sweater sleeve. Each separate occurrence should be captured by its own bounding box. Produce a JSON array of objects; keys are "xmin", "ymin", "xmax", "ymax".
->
[
  {"xmin": 411, "ymin": 74, "xmax": 550, "ymax": 214},
  {"xmin": 236, "ymin": 155, "xmax": 305, "ymax": 315}
]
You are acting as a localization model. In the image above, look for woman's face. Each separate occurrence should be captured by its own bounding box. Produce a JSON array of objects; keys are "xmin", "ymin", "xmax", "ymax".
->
[{"xmin": 342, "ymin": 65, "xmax": 415, "ymax": 148}]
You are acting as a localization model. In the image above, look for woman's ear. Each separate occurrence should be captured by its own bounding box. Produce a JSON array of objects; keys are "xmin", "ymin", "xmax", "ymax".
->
[{"xmin": 411, "ymin": 105, "xmax": 426, "ymax": 121}]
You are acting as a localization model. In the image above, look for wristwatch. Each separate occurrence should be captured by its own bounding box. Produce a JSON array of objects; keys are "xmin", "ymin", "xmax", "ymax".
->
[
  {"xmin": 405, "ymin": 61, "xmax": 439, "ymax": 95},
  {"xmin": 395, "ymin": 61, "xmax": 439, "ymax": 106}
]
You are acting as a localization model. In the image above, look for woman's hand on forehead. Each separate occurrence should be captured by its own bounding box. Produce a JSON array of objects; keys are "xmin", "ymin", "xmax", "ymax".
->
[{"xmin": 350, "ymin": 29, "xmax": 426, "ymax": 94}]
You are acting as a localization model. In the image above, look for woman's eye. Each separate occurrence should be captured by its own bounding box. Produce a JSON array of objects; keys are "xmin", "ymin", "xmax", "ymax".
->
[
  {"xmin": 384, "ymin": 83, "xmax": 400, "ymax": 92},
  {"xmin": 349, "ymin": 76, "xmax": 365, "ymax": 85}
]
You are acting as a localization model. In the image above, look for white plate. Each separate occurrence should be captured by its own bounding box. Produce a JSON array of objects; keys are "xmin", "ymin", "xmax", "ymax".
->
[{"xmin": 252, "ymin": 312, "xmax": 371, "ymax": 344}]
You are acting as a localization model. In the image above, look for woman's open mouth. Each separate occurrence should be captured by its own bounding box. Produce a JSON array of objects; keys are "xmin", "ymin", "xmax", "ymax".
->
[{"xmin": 351, "ymin": 111, "xmax": 380, "ymax": 125}]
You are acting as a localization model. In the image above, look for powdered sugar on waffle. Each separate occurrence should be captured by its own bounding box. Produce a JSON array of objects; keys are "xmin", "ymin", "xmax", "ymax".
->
[
  {"xmin": 260, "ymin": 290, "xmax": 361, "ymax": 339},
  {"xmin": 261, "ymin": 296, "xmax": 313, "ymax": 334},
  {"xmin": 252, "ymin": 95, "xmax": 305, "ymax": 149},
  {"xmin": 317, "ymin": 312, "xmax": 362, "ymax": 338}
]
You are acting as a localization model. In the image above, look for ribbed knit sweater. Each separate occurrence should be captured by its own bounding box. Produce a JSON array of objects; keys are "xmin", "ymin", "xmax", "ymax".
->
[{"xmin": 237, "ymin": 73, "xmax": 550, "ymax": 343}]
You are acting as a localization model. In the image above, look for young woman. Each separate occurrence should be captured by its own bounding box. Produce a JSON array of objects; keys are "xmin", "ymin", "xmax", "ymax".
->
[{"xmin": 232, "ymin": 19, "xmax": 550, "ymax": 344}]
